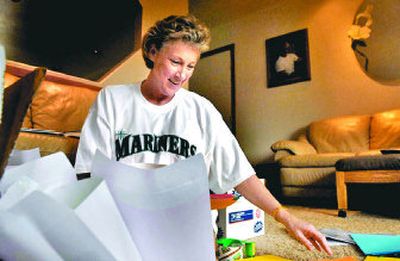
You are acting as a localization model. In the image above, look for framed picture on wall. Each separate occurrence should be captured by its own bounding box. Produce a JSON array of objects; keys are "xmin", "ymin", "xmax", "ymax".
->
[{"xmin": 265, "ymin": 28, "xmax": 311, "ymax": 88}]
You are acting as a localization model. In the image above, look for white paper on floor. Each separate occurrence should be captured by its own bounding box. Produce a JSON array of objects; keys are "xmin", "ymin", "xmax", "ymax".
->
[{"xmin": 91, "ymin": 150, "xmax": 215, "ymax": 261}]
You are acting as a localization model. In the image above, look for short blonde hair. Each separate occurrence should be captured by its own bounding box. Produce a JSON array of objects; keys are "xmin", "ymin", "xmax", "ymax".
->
[{"xmin": 142, "ymin": 15, "xmax": 211, "ymax": 69}]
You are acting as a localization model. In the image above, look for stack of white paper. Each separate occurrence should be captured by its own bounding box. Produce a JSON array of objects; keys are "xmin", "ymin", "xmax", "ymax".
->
[{"xmin": 0, "ymin": 150, "xmax": 215, "ymax": 261}]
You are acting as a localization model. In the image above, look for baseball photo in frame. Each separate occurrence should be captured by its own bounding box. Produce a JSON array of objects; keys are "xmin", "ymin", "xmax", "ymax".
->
[{"xmin": 265, "ymin": 29, "xmax": 311, "ymax": 88}]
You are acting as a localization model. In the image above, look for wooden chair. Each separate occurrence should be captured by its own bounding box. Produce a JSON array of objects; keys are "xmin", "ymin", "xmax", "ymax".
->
[{"xmin": 0, "ymin": 68, "xmax": 46, "ymax": 179}]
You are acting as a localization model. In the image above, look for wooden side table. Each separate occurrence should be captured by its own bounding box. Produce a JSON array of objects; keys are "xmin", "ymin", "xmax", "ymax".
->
[
  {"xmin": 335, "ymin": 155, "xmax": 400, "ymax": 217},
  {"xmin": 336, "ymin": 169, "xmax": 400, "ymax": 217}
]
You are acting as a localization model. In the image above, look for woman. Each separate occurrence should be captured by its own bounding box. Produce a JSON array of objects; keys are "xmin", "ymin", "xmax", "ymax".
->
[{"xmin": 75, "ymin": 15, "xmax": 332, "ymax": 256}]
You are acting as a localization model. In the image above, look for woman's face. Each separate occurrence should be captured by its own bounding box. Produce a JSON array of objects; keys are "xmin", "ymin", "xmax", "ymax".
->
[{"xmin": 148, "ymin": 40, "xmax": 200, "ymax": 99}]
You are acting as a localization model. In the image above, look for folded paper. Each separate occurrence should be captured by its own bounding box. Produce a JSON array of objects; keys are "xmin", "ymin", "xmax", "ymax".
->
[
  {"xmin": 91, "ymin": 151, "xmax": 215, "ymax": 261},
  {"xmin": 7, "ymin": 148, "xmax": 40, "ymax": 167},
  {"xmin": 0, "ymin": 150, "xmax": 215, "ymax": 260},
  {"xmin": 0, "ymin": 152, "xmax": 141, "ymax": 260},
  {"xmin": 49, "ymin": 176, "xmax": 142, "ymax": 260},
  {"xmin": 0, "ymin": 152, "xmax": 76, "ymax": 196},
  {"xmin": 0, "ymin": 190, "xmax": 115, "ymax": 260},
  {"xmin": 351, "ymin": 233, "xmax": 400, "ymax": 256}
]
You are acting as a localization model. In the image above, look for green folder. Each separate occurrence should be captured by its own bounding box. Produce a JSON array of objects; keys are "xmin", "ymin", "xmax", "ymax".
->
[{"xmin": 351, "ymin": 233, "xmax": 400, "ymax": 256}]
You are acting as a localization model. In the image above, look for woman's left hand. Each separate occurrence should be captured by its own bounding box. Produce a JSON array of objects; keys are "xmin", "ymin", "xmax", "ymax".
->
[{"xmin": 277, "ymin": 209, "xmax": 333, "ymax": 256}]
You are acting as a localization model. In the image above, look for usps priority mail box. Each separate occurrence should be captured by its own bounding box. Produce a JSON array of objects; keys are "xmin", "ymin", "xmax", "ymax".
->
[{"xmin": 216, "ymin": 180, "xmax": 265, "ymax": 240}]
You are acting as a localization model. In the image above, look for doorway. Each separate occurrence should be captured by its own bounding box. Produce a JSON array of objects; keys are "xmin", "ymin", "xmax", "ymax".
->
[{"xmin": 189, "ymin": 44, "xmax": 236, "ymax": 135}]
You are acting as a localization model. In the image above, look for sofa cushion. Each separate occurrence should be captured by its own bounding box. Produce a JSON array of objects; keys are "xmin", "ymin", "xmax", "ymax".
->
[
  {"xmin": 279, "ymin": 152, "xmax": 356, "ymax": 167},
  {"xmin": 370, "ymin": 109, "xmax": 400, "ymax": 149},
  {"xmin": 280, "ymin": 167, "xmax": 336, "ymax": 186},
  {"xmin": 30, "ymin": 80, "xmax": 99, "ymax": 132},
  {"xmin": 356, "ymin": 149, "xmax": 382, "ymax": 156},
  {"xmin": 15, "ymin": 132, "xmax": 79, "ymax": 164},
  {"xmin": 271, "ymin": 140, "xmax": 317, "ymax": 155},
  {"xmin": 308, "ymin": 115, "xmax": 370, "ymax": 153},
  {"xmin": 4, "ymin": 72, "xmax": 19, "ymax": 87},
  {"xmin": 336, "ymin": 154, "xmax": 400, "ymax": 171}
]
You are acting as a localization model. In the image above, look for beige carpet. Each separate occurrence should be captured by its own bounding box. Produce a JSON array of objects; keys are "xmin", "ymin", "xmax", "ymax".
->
[{"xmin": 249, "ymin": 206, "xmax": 400, "ymax": 260}]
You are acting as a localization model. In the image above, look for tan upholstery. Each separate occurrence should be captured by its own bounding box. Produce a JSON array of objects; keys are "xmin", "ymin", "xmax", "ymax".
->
[
  {"xmin": 271, "ymin": 109, "xmax": 400, "ymax": 200},
  {"xmin": 271, "ymin": 140, "xmax": 317, "ymax": 157},
  {"xmin": 4, "ymin": 72, "xmax": 20, "ymax": 86},
  {"xmin": 279, "ymin": 153, "xmax": 355, "ymax": 168},
  {"xmin": 30, "ymin": 80, "xmax": 98, "ymax": 131},
  {"xmin": 281, "ymin": 167, "xmax": 336, "ymax": 186},
  {"xmin": 308, "ymin": 115, "xmax": 370, "ymax": 153},
  {"xmin": 5, "ymin": 62, "xmax": 101, "ymax": 163},
  {"xmin": 370, "ymin": 109, "xmax": 400, "ymax": 150},
  {"xmin": 15, "ymin": 132, "xmax": 79, "ymax": 161}
]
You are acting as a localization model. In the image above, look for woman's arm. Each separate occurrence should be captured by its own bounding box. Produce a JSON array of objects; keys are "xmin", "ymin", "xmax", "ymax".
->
[{"xmin": 235, "ymin": 175, "xmax": 332, "ymax": 256}]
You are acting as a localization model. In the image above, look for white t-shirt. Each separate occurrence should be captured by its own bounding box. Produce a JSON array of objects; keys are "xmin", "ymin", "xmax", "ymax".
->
[{"xmin": 75, "ymin": 83, "xmax": 255, "ymax": 193}]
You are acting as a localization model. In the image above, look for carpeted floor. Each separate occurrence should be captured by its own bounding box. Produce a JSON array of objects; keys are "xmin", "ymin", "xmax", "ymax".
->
[{"xmin": 249, "ymin": 206, "xmax": 400, "ymax": 260}]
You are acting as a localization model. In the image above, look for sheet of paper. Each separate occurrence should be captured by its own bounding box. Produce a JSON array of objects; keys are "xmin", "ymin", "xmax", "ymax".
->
[
  {"xmin": 351, "ymin": 233, "xmax": 400, "ymax": 255},
  {"xmin": 0, "ymin": 191, "xmax": 115, "ymax": 261},
  {"xmin": 0, "ymin": 176, "xmax": 40, "ymax": 210},
  {"xmin": 320, "ymin": 228, "xmax": 355, "ymax": 244},
  {"xmin": 0, "ymin": 163, "xmax": 142, "ymax": 260},
  {"xmin": 0, "ymin": 209, "xmax": 63, "ymax": 260},
  {"xmin": 0, "ymin": 152, "xmax": 76, "ymax": 196},
  {"xmin": 91, "ymin": 151, "xmax": 215, "ymax": 261},
  {"xmin": 7, "ymin": 148, "xmax": 41, "ymax": 167},
  {"xmin": 326, "ymin": 239, "xmax": 351, "ymax": 247},
  {"xmin": 49, "ymin": 176, "xmax": 142, "ymax": 260}
]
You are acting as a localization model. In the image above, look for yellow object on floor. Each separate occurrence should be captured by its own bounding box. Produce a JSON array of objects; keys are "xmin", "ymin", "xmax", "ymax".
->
[
  {"xmin": 364, "ymin": 256, "xmax": 400, "ymax": 260},
  {"xmin": 238, "ymin": 255, "xmax": 291, "ymax": 260},
  {"xmin": 317, "ymin": 256, "xmax": 357, "ymax": 261}
]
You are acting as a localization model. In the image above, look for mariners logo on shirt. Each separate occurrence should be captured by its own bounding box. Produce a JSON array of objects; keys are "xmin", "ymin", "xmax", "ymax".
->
[{"xmin": 115, "ymin": 129, "xmax": 197, "ymax": 160}]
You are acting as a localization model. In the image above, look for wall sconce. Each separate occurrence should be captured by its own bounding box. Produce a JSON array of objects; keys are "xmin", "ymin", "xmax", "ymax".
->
[{"xmin": 348, "ymin": 4, "xmax": 373, "ymax": 71}]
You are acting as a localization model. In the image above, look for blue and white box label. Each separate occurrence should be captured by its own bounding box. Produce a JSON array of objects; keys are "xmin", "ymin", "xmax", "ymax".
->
[
  {"xmin": 254, "ymin": 221, "xmax": 263, "ymax": 233},
  {"xmin": 229, "ymin": 210, "xmax": 254, "ymax": 223}
]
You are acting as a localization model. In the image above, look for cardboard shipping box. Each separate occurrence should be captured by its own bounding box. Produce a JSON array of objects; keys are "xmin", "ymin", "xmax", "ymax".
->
[{"xmin": 217, "ymin": 180, "xmax": 265, "ymax": 240}]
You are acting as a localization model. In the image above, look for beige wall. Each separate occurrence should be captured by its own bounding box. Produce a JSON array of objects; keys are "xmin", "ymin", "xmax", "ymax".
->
[
  {"xmin": 101, "ymin": 0, "xmax": 188, "ymax": 85},
  {"xmin": 190, "ymin": 0, "xmax": 400, "ymax": 165}
]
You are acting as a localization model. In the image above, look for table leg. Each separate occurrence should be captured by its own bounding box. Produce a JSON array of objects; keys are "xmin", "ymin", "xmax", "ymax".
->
[{"xmin": 336, "ymin": 171, "xmax": 348, "ymax": 217}]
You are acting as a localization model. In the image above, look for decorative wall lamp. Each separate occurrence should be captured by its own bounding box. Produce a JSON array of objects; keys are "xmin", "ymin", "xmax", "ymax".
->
[
  {"xmin": 349, "ymin": 0, "xmax": 400, "ymax": 85},
  {"xmin": 348, "ymin": 4, "xmax": 373, "ymax": 71}
]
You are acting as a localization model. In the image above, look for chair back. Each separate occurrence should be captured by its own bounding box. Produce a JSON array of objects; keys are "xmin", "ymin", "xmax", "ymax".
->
[
  {"xmin": 0, "ymin": 67, "xmax": 46, "ymax": 179},
  {"xmin": 0, "ymin": 45, "xmax": 5, "ymax": 123}
]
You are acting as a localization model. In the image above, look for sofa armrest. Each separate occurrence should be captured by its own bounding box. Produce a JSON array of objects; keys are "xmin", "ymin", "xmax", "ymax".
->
[
  {"xmin": 271, "ymin": 140, "xmax": 317, "ymax": 157},
  {"xmin": 15, "ymin": 132, "xmax": 79, "ymax": 164}
]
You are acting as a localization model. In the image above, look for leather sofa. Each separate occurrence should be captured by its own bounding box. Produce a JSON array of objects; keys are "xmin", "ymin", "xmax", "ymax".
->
[
  {"xmin": 271, "ymin": 109, "xmax": 400, "ymax": 200},
  {"xmin": 5, "ymin": 61, "xmax": 101, "ymax": 164}
]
